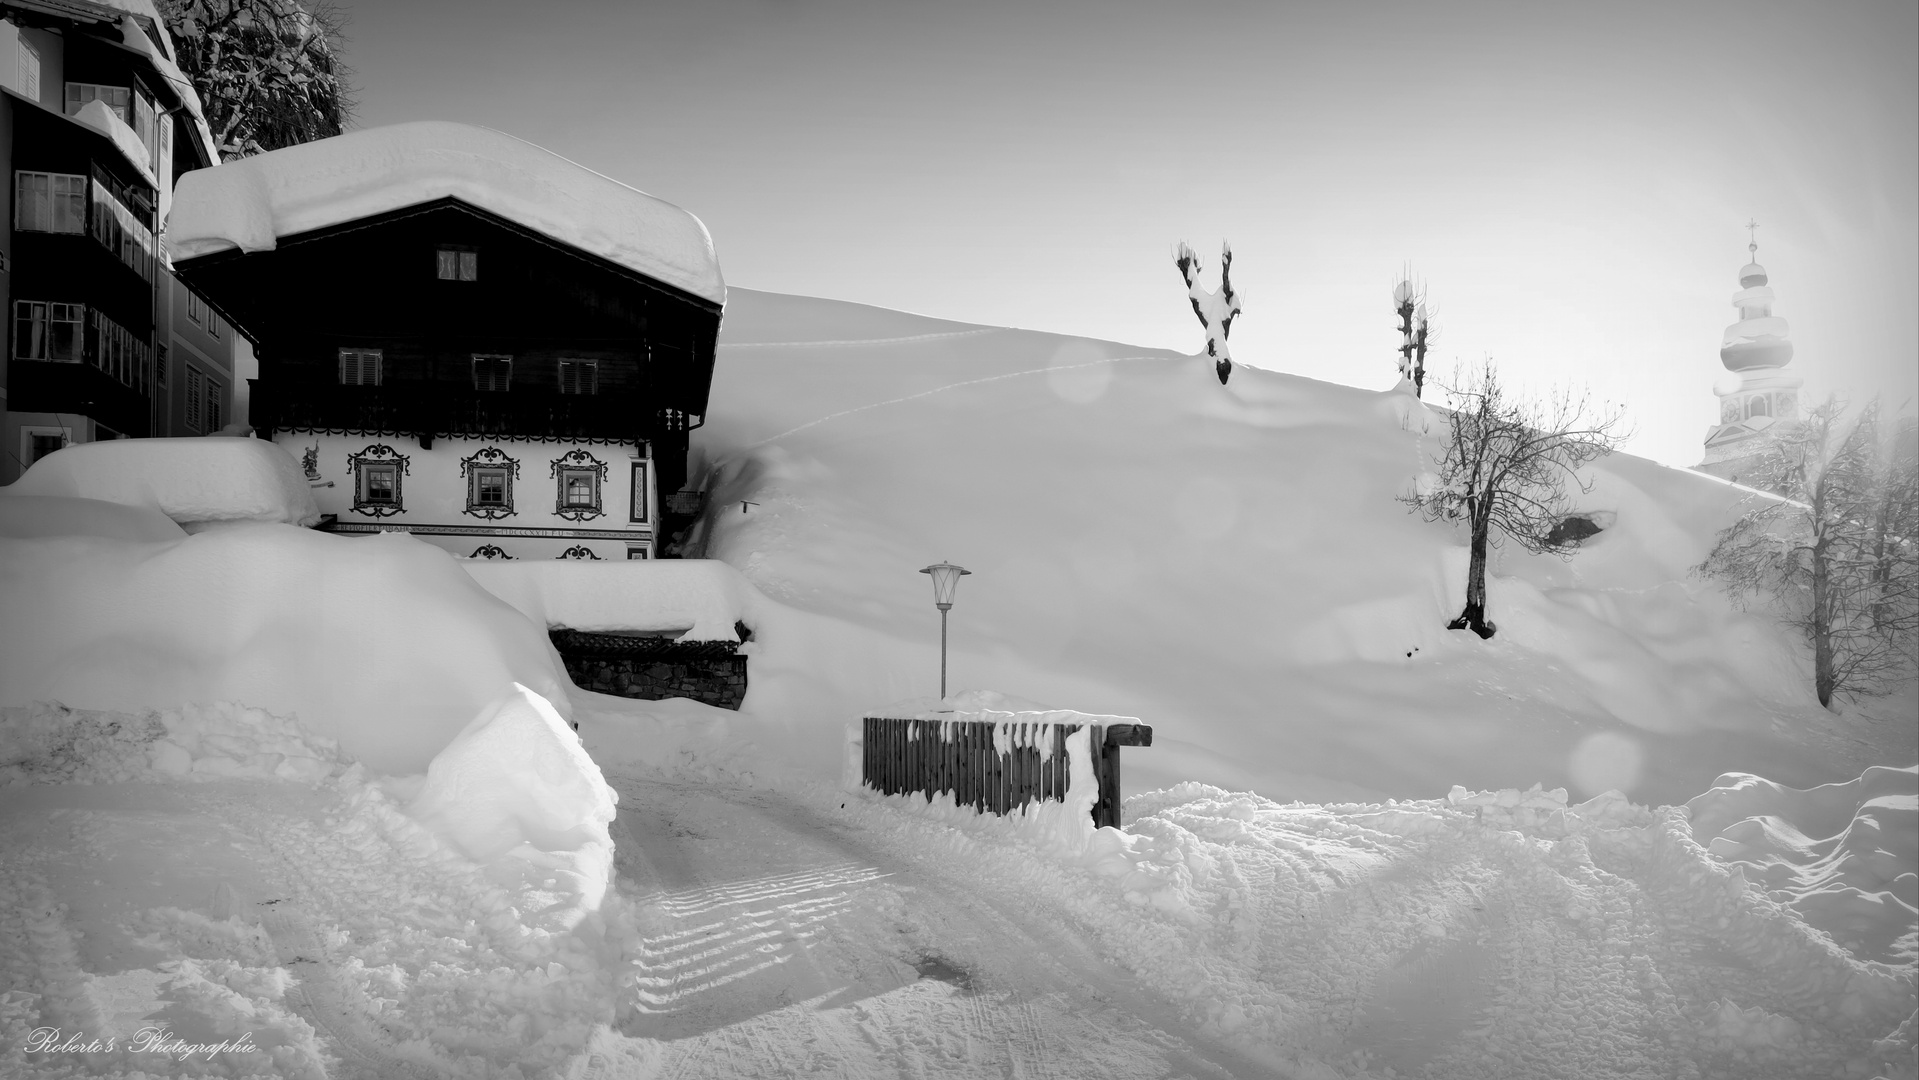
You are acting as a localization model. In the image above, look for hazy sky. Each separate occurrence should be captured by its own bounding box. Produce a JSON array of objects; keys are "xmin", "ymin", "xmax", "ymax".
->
[{"xmin": 330, "ymin": 0, "xmax": 1916, "ymax": 468}]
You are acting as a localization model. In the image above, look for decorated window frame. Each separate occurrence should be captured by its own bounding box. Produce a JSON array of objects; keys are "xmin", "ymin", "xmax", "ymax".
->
[
  {"xmin": 459, "ymin": 445, "xmax": 520, "ymax": 519},
  {"xmin": 551, "ymin": 448, "xmax": 608, "ymax": 521},
  {"xmin": 629, "ymin": 460, "xmax": 650, "ymax": 524},
  {"xmin": 348, "ymin": 444, "xmax": 410, "ymax": 517}
]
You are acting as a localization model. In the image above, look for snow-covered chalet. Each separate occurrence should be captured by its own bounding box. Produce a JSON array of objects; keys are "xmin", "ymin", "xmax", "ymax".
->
[{"xmin": 166, "ymin": 121, "xmax": 724, "ymax": 560}]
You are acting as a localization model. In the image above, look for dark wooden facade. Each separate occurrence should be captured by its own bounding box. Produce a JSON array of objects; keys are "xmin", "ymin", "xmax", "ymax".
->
[
  {"xmin": 1, "ymin": 5, "xmax": 209, "ymax": 451},
  {"xmin": 173, "ymin": 198, "xmax": 723, "ymax": 504}
]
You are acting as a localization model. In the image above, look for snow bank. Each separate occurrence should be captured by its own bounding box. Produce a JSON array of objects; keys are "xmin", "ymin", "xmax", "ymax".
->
[
  {"xmin": 168, "ymin": 121, "xmax": 725, "ymax": 304},
  {"xmin": 1688, "ymin": 766, "xmax": 1919, "ymax": 965},
  {"xmin": 463, "ymin": 557, "xmax": 753, "ymax": 641},
  {"xmin": 0, "ymin": 700, "xmax": 345, "ymax": 786},
  {"xmin": 2, "ymin": 438, "xmax": 319, "ymax": 528},
  {"xmin": 823, "ymin": 773, "xmax": 1916, "ymax": 1077},
  {"xmin": 0, "ymin": 494, "xmax": 184, "ymax": 542},
  {"xmin": 0, "ymin": 520, "xmax": 567, "ymax": 774},
  {"xmin": 0, "ymin": 697, "xmax": 634, "ymax": 1077},
  {"xmin": 406, "ymin": 684, "xmax": 618, "ymax": 925}
]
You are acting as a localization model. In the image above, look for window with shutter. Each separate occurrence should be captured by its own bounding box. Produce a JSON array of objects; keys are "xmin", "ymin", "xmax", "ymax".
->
[
  {"xmin": 184, "ymin": 368, "xmax": 204, "ymax": 432},
  {"xmin": 339, "ymin": 349, "xmax": 383, "ymax": 385},
  {"xmin": 472, "ymin": 355, "xmax": 512, "ymax": 392},
  {"xmin": 557, "ymin": 359, "xmax": 598, "ymax": 395}
]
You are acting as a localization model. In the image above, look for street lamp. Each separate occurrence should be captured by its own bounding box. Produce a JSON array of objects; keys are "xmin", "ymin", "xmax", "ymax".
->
[{"xmin": 919, "ymin": 561, "xmax": 971, "ymax": 700}]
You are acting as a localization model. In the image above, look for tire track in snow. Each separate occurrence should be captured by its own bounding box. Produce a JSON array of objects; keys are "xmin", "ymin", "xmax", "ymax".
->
[
  {"xmin": 258, "ymin": 897, "xmax": 446, "ymax": 1080},
  {"xmin": 603, "ymin": 779, "xmax": 1276, "ymax": 1080}
]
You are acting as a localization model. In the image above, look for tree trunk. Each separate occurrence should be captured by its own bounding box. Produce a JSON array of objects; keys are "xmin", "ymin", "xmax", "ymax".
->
[
  {"xmin": 1449, "ymin": 510, "xmax": 1497, "ymax": 639},
  {"xmin": 1811, "ymin": 532, "xmax": 1835, "ymax": 708}
]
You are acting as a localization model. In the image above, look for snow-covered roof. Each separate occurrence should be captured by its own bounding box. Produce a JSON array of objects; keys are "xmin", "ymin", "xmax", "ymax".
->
[{"xmin": 167, "ymin": 121, "xmax": 725, "ymax": 305}]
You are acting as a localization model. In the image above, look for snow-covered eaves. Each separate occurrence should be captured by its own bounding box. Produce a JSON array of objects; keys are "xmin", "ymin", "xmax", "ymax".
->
[
  {"xmin": 111, "ymin": 13, "xmax": 220, "ymax": 166},
  {"xmin": 168, "ymin": 121, "xmax": 725, "ymax": 305}
]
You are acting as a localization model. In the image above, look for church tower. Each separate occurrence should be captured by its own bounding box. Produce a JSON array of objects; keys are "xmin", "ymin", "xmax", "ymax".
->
[{"xmin": 1697, "ymin": 225, "xmax": 1803, "ymax": 483}]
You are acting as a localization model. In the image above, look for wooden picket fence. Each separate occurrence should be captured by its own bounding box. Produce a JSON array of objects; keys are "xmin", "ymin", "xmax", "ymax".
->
[{"xmin": 860, "ymin": 716, "xmax": 1152, "ymax": 829}]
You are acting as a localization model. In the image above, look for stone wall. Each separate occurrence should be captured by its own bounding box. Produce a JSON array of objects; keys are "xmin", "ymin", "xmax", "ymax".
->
[{"xmin": 550, "ymin": 630, "xmax": 747, "ymax": 710}]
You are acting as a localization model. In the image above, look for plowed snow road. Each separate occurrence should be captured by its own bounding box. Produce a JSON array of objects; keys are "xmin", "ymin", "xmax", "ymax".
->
[{"xmin": 598, "ymin": 779, "xmax": 1278, "ymax": 1080}]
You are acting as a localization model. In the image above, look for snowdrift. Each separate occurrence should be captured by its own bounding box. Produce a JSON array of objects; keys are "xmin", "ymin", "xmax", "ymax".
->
[
  {"xmin": 464, "ymin": 557, "xmax": 755, "ymax": 641},
  {"xmin": 406, "ymin": 683, "xmax": 619, "ymax": 924},
  {"xmin": 0, "ymin": 695, "xmax": 629, "ymax": 1077},
  {"xmin": 690, "ymin": 288, "xmax": 1865, "ymax": 806},
  {"xmin": 1689, "ymin": 766, "xmax": 1919, "ymax": 966},
  {"xmin": 0, "ymin": 515, "xmax": 566, "ymax": 774},
  {"xmin": 1, "ymin": 437, "xmax": 319, "ymax": 528}
]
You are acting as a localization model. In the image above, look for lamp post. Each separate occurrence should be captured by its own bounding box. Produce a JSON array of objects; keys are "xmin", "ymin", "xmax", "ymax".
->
[{"xmin": 919, "ymin": 562, "xmax": 971, "ymax": 700}]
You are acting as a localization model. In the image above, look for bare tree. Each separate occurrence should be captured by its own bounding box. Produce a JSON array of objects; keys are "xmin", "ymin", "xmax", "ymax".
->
[
  {"xmin": 159, "ymin": 0, "xmax": 354, "ymax": 159},
  {"xmin": 1392, "ymin": 276, "xmax": 1434, "ymax": 398},
  {"xmin": 1410, "ymin": 360, "xmax": 1628, "ymax": 638},
  {"xmin": 1175, "ymin": 241, "xmax": 1242, "ymax": 385},
  {"xmin": 1695, "ymin": 396, "xmax": 1918, "ymax": 708}
]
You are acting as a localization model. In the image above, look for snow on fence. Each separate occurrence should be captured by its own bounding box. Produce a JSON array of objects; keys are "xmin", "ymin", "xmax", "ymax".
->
[{"xmin": 860, "ymin": 713, "xmax": 1151, "ymax": 829}]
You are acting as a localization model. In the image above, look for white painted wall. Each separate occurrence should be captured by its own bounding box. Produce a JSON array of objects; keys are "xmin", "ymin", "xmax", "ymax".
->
[{"xmin": 281, "ymin": 432, "xmax": 656, "ymax": 560}]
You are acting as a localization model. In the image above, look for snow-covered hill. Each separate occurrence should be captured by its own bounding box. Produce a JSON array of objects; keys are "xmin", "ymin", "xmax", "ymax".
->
[{"xmin": 690, "ymin": 287, "xmax": 1904, "ymax": 806}]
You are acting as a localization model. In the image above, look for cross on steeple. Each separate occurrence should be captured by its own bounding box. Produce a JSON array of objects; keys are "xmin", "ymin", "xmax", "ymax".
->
[{"xmin": 1746, "ymin": 218, "xmax": 1759, "ymax": 255}]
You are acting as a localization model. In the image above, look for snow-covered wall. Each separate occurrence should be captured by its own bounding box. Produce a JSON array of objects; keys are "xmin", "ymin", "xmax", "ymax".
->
[
  {"xmin": 464, "ymin": 558, "xmax": 756, "ymax": 641},
  {"xmin": 290, "ymin": 432, "xmax": 658, "ymax": 560},
  {"xmin": 168, "ymin": 121, "xmax": 725, "ymax": 305},
  {"xmin": 2, "ymin": 438, "xmax": 319, "ymax": 528}
]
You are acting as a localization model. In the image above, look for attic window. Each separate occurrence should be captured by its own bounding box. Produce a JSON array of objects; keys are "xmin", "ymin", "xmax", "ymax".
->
[{"xmin": 436, "ymin": 247, "xmax": 477, "ymax": 281}]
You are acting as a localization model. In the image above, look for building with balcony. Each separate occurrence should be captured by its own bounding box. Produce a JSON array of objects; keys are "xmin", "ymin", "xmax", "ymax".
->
[
  {"xmin": 0, "ymin": 0, "xmax": 224, "ymax": 482},
  {"xmin": 167, "ymin": 121, "xmax": 725, "ymax": 560}
]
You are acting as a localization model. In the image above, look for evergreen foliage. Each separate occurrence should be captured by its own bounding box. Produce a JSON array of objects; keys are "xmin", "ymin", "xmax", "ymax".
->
[{"xmin": 158, "ymin": 0, "xmax": 352, "ymax": 159}]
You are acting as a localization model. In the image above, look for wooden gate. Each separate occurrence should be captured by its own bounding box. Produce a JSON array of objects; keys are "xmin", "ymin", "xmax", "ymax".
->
[{"xmin": 860, "ymin": 716, "xmax": 1152, "ymax": 829}]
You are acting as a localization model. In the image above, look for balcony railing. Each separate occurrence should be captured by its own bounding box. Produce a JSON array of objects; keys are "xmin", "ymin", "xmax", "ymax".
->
[{"xmin": 250, "ymin": 380, "xmax": 671, "ymax": 443}]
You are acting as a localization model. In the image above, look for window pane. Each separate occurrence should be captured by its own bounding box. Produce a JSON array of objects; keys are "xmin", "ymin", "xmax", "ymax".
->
[
  {"xmin": 437, "ymin": 249, "xmax": 458, "ymax": 279},
  {"xmin": 366, "ymin": 467, "xmax": 395, "ymax": 502},
  {"xmin": 49, "ymin": 316, "xmax": 77, "ymax": 360},
  {"xmin": 16, "ymin": 172, "xmax": 44, "ymax": 231},
  {"xmin": 459, "ymin": 251, "xmax": 477, "ymax": 280}
]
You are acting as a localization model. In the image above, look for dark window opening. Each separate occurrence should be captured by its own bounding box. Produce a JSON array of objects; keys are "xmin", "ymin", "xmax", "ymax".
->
[{"xmin": 437, "ymin": 247, "xmax": 478, "ymax": 281}]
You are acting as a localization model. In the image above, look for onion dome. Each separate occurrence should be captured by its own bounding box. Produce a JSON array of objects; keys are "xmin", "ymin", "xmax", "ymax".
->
[{"xmin": 1721, "ymin": 237, "xmax": 1793, "ymax": 372}]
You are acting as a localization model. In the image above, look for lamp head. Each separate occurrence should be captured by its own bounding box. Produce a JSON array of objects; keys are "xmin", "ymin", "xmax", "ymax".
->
[{"xmin": 919, "ymin": 562, "xmax": 971, "ymax": 609}]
